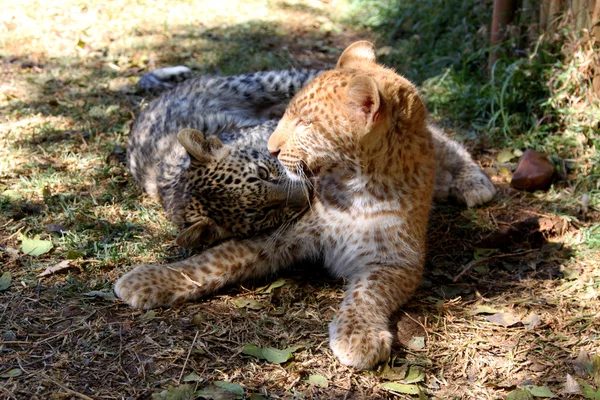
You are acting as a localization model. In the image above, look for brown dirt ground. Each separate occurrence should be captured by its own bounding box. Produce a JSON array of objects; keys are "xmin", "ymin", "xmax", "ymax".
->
[{"xmin": 1, "ymin": 1, "xmax": 599, "ymax": 399}]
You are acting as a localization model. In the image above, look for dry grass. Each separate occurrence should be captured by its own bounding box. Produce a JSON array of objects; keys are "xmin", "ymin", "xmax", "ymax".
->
[{"xmin": 1, "ymin": 1, "xmax": 599, "ymax": 399}]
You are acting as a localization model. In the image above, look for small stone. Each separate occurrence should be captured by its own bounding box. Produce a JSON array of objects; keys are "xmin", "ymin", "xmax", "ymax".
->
[{"xmin": 510, "ymin": 149, "xmax": 554, "ymax": 191}]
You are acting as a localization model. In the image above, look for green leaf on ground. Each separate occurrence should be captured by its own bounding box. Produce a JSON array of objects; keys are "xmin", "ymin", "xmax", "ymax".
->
[
  {"xmin": 0, "ymin": 272, "xmax": 12, "ymax": 291},
  {"xmin": 473, "ymin": 247, "xmax": 498, "ymax": 260},
  {"xmin": 0, "ymin": 368, "xmax": 23, "ymax": 378},
  {"xmin": 257, "ymin": 278, "xmax": 288, "ymax": 293},
  {"xmin": 66, "ymin": 250, "xmax": 85, "ymax": 260},
  {"xmin": 232, "ymin": 297, "xmax": 264, "ymax": 310},
  {"xmin": 214, "ymin": 381, "xmax": 244, "ymax": 396},
  {"xmin": 152, "ymin": 385, "xmax": 195, "ymax": 400},
  {"xmin": 593, "ymin": 354, "xmax": 600, "ymax": 386},
  {"xmin": 497, "ymin": 149, "xmax": 516, "ymax": 163},
  {"xmin": 306, "ymin": 374, "xmax": 328, "ymax": 388},
  {"xmin": 241, "ymin": 344, "xmax": 301, "ymax": 364},
  {"xmin": 528, "ymin": 385, "xmax": 555, "ymax": 398},
  {"xmin": 1, "ymin": 190, "xmax": 23, "ymax": 201},
  {"xmin": 404, "ymin": 366, "xmax": 425, "ymax": 384},
  {"xmin": 380, "ymin": 364, "xmax": 408, "ymax": 381},
  {"xmin": 380, "ymin": 382, "xmax": 420, "ymax": 395},
  {"xmin": 580, "ymin": 380, "xmax": 600, "ymax": 399},
  {"xmin": 182, "ymin": 372, "xmax": 202, "ymax": 382},
  {"xmin": 21, "ymin": 235, "xmax": 53, "ymax": 256},
  {"xmin": 506, "ymin": 389, "xmax": 534, "ymax": 400},
  {"xmin": 195, "ymin": 381, "xmax": 244, "ymax": 399}
]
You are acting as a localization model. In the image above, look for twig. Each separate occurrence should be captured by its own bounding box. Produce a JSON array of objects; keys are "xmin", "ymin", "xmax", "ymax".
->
[
  {"xmin": 41, "ymin": 374, "xmax": 95, "ymax": 400},
  {"xmin": 167, "ymin": 267, "xmax": 203, "ymax": 288},
  {"xmin": 178, "ymin": 330, "xmax": 199, "ymax": 384},
  {"xmin": 453, "ymin": 249, "xmax": 539, "ymax": 282}
]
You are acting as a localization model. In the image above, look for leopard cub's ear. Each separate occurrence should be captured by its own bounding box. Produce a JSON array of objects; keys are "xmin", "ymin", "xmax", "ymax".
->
[
  {"xmin": 175, "ymin": 216, "xmax": 233, "ymax": 248},
  {"xmin": 344, "ymin": 75, "xmax": 381, "ymax": 131},
  {"xmin": 337, "ymin": 41, "xmax": 377, "ymax": 70},
  {"xmin": 177, "ymin": 129, "xmax": 224, "ymax": 163}
]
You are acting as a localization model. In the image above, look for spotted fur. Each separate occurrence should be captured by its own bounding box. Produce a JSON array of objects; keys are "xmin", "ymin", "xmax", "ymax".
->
[
  {"xmin": 116, "ymin": 42, "xmax": 467, "ymax": 369},
  {"xmin": 127, "ymin": 70, "xmax": 321, "ymax": 246}
]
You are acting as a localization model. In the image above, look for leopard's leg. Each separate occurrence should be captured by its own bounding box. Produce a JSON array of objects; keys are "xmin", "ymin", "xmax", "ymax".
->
[
  {"xmin": 328, "ymin": 262, "xmax": 422, "ymax": 370},
  {"xmin": 114, "ymin": 239, "xmax": 283, "ymax": 309},
  {"xmin": 429, "ymin": 123, "xmax": 496, "ymax": 207}
]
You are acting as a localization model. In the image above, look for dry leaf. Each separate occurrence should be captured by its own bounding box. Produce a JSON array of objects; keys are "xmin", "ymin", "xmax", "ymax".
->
[
  {"xmin": 486, "ymin": 312, "xmax": 522, "ymax": 327},
  {"xmin": 38, "ymin": 260, "xmax": 72, "ymax": 277}
]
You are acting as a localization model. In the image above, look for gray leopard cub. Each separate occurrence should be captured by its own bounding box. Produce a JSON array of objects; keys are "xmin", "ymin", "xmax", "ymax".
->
[
  {"xmin": 129, "ymin": 67, "xmax": 495, "ymax": 247},
  {"xmin": 129, "ymin": 69, "xmax": 321, "ymax": 248}
]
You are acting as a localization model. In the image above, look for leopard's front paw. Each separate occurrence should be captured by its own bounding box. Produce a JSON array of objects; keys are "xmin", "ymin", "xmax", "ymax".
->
[
  {"xmin": 328, "ymin": 316, "xmax": 392, "ymax": 370},
  {"xmin": 114, "ymin": 265, "xmax": 196, "ymax": 309},
  {"xmin": 451, "ymin": 169, "xmax": 497, "ymax": 207}
]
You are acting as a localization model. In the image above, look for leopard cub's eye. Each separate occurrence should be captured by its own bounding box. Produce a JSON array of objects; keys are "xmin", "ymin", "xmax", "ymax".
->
[
  {"xmin": 257, "ymin": 165, "xmax": 270, "ymax": 181},
  {"xmin": 296, "ymin": 119, "xmax": 305, "ymax": 127}
]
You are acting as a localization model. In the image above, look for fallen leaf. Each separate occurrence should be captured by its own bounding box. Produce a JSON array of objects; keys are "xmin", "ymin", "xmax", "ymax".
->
[
  {"xmin": 214, "ymin": 381, "xmax": 244, "ymax": 396},
  {"xmin": 194, "ymin": 381, "xmax": 244, "ymax": 400},
  {"xmin": 404, "ymin": 366, "xmax": 425, "ymax": 384},
  {"xmin": 306, "ymin": 374, "xmax": 328, "ymax": 388},
  {"xmin": 473, "ymin": 247, "xmax": 498, "ymax": 260},
  {"xmin": 486, "ymin": 312, "xmax": 521, "ymax": 327},
  {"xmin": 379, "ymin": 382, "xmax": 420, "ymax": 395},
  {"xmin": 506, "ymin": 389, "xmax": 534, "ymax": 400},
  {"xmin": 579, "ymin": 380, "xmax": 600, "ymax": 399},
  {"xmin": 380, "ymin": 364, "xmax": 408, "ymax": 381},
  {"xmin": 593, "ymin": 354, "xmax": 600, "ymax": 387},
  {"xmin": 497, "ymin": 149, "xmax": 516, "ymax": 163},
  {"xmin": 471, "ymin": 305, "xmax": 500, "ymax": 315},
  {"xmin": 523, "ymin": 313, "xmax": 541, "ymax": 330},
  {"xmin": 21, "ymin": 235, "xmax": 53, "ymax": 256},
  {"xmin": 241, "ymin": 344, "xmax": 301, "ymax": 364},
  {"xmin": 232, "ymin": 297, "xmax": 264, "ymax": 310},
  {"xmin": 83, "ymin": 290, "xmax": 117, "ymax": 301},
  {"xmin": 261, "ymin": 347, "xmax": 296, "ymax": 364},
  {"xmin": 560, "ymin": 266, "xmax": 580, "ymax": 280},
  {"xmin": 0, "ymin": 272, "xmax": 12, "ymax": 291},
  {"xmin": 257, "ymin": 278, "xmax": 288, "ymax": 293},
  {"xmin": 66, "ymin": 250, "xmax": 85, "ymax": 260},
  {"xmin": 0, "ymin": 368, "xmax": 23, "ymax": 378},
  {"xmin": 563, "ymin": 374, "xmax": 581, "ymax": 394},
  {"xmin": 139, "ymin": 310, "xmax": 157, "ymax": 321},
  {"xmin": 38, "ymin": 260, "xmax": 72, "ymax": 277},
  {"xmin": 1, "ymin": 189, "xmax": 23, "ymax": 201},
  {"xmin": 574, "ymin": 350, "xmax": 593, "ymax": 377},
  {"xmin": 152, "ymin": 384, "xmax": 195, "ymax": 400},
  {"xmin": 182, "ymin": 372, "xmax": 202, "ymax": 382},
  {"xmin": 407, "ymin": 336, "xmax": 425, "ymax": 350},
  {"xmin": 527, "ymin": 385, "xmax": 555, "ymax": 398}
]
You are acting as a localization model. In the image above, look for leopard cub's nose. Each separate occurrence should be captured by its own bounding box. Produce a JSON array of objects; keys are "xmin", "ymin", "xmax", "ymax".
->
[{"xmin": 269, "ymin": 149, "xmax": 280, "ymax": 157}]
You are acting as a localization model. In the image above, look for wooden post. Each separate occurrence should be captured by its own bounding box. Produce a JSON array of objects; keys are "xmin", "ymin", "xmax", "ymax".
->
[{"xmin": 488, "ymin": 0, "xmax": 517, "ymax": 74}]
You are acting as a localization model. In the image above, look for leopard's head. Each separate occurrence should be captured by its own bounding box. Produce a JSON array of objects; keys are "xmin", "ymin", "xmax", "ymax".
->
[
  {"xmin": 267, "ymin": 41, "xmax": 426, "ymax": 181},
  {"xmin": 173, "ymin": 129, "xmax": 311, "ymax": 249}
]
